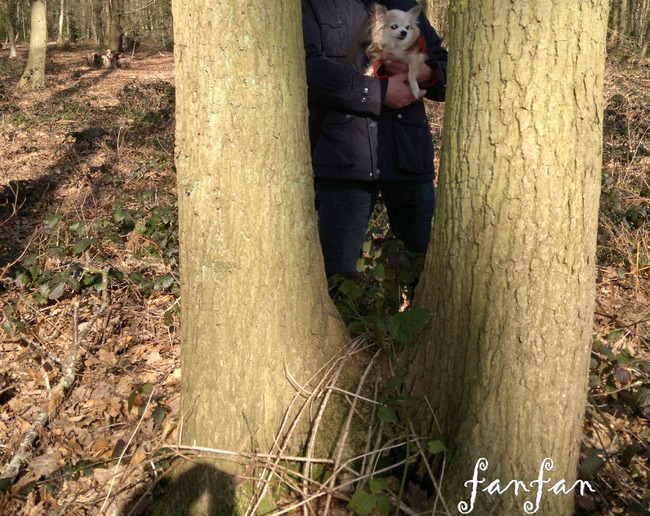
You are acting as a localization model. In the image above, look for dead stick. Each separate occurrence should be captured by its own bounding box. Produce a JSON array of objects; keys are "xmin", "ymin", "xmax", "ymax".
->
[
  {"xmin": 0, "ymin": 412, "xmax": 48, "ymax": 490},
  {"xmin": 0, "ymin": 301, "xmax": 84, "ymax": 490}
]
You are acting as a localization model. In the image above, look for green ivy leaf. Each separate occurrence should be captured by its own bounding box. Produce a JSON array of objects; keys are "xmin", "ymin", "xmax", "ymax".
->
[
  {"xmin": 348, "ymin": 491, "xmax": 377, "ymax": 516},
  {"xmin": 428, "ymin": 436, "xmax": 448, "ymax": 454},
  {"xmin": 43, "ymin": 213, "xmax": 62, "ymax": 230},
  {"xmin": 127, "ymin": 390, "xmax": 138, "ymax": 412},
  {"xmin": 607, "ymin": 329, "xmax": 623, "ymax": 342},
  {"xmin": 73, "ymin": 238, "xmax": 92, "ymax": 255},
  {"xmin": 385, "ymin": 374, "xmax": 405, "ymax": 391},
  {"xmin": 152, "ymin": 405, "xmax": 168, "ymax": 427},
  {"xmin": 376, "ymin": 495, "xmax": 391, "ymax": 516},
  {"xmin": 619, "ymin": 444, "xmax": 641, "ymax": 468},
  {"xmin": 369, "ymin": 477, "xmax": 389, "ymax": 494},
  {"xmin": 377, "ymin": 405, "xmax": 399, "ymax": 424},
  {"xmin": 384, "ymin": 308, "xmax": 431, "ymax": 344},
  {"xmin": 580, "ymin": 449, "xmax": 605, "ymax": 480},
  {"xmin": 114, "ymin": 206, "xmax": 134, "ymax": 224},
  {"xmin": 140, "ymin": 383, "xmax": 154, "ymax": 395}
]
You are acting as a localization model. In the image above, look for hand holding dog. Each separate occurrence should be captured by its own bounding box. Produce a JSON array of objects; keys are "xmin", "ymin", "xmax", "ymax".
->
[
  {"xmin": 384, "ymin": 73, "xmax": 424, "ymax": 109},
  {"xmin": 383, "ymin": 54, "xmax": 434, "ymax": 84}
]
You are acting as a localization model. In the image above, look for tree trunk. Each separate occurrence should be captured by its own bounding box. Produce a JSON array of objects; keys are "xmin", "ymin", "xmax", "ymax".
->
[
  {"xmin": 171, "ymin": 0, "xmax": 346, "ymax": 511},
  {"xmin": 5, "ymin": 0, "xmax": 18, "ymax": 58},
  {"xmin": 421, "ymin": 0, "xmax": 449, "ymax": 40},
  {"xmin": 56, "ymin": 0, "xmax": 65, "ymax": 45},
  {"xmin": 18, "ymin": 0, "xmax": 47, "ymax": 88},
  {"xmin": 94, "ymin": 0, "xmax": 105, "ymax": 50},
  {"xmin": 108, "ymin": 0, "xmax": 122, "ymax": 52},
  {"xmin": 409, "ymin": 1, "xmax": 609, "ymax": 514},
  {"xmin": 617, "ymin": 0, "xmax": 628, "ymax": 48},
  {"xmin": 641, "ymin": 15, "xmax": 650, "ymax": 55}
]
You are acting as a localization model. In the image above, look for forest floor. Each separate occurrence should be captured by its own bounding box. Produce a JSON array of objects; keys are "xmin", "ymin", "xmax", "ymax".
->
[{"xmin": 0, "ymin": 43, "xmax": 649, "ymax": 515}]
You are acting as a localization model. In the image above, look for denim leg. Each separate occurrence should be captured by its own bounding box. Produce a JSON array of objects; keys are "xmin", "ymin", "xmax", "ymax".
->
[
  {"xmin": 380, "ymin": 180, "xmax": 435, "ymax": 254},
  {"xmin": 315, "ymin": 178, "xmax": 379, "ymax": 277}
]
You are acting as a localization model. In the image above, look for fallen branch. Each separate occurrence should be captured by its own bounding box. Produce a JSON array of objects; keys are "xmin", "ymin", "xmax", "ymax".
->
[
  {"xmin": 0, "ymin": 271, "xmax": 110, "ymax": 490},
  {"xmin": 0, "ymin": 303, "xmax": 81, "ymax": 490}
]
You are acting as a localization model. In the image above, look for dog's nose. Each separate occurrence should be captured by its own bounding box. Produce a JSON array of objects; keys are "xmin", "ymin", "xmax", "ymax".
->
[{"xmin": 399, "ymin": 30, "xmax": 408, "ymax": 39}]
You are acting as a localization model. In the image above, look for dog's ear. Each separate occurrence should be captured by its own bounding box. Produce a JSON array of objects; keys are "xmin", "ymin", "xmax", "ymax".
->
[
  {"xmin": 408, "ymin": 4, "xmax": 423, "ymax": 19},
  {"xmin": 371, "ymin": 4, "xmax": 388, "ymax": 24}
]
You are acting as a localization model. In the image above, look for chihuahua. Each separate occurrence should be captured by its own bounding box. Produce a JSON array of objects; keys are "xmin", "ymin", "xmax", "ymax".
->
[{"xmin": 366, "ymin": 4, "xmax": 425, "ymax": 100}]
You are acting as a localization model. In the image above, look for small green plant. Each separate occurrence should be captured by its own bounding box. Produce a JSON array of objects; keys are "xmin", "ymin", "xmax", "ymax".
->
[
  {"xmin": 333, "ymin": 236, "xmax": 428, "ymax": 343},
  {"xmin": 348, "ymin": 478, "xmax": 392, "ymax": 516},
  {"xmin": 581, "ymin": 337, "xmax": 650, "ymax": 510},
  {"xmin": 589, "ymin": 337, "xmax": 650, "ymax": 416}
]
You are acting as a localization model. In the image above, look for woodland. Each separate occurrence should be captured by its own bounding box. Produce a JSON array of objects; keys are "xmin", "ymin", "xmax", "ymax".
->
[{"xmin": 0, "ymin": 0, "xmax": 649, "ymax": 515}]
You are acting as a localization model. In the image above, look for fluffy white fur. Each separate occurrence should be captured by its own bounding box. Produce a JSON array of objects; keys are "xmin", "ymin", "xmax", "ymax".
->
[{"xmin": 366, "ymin": 4, "xmax": 425, "ymax": 99}]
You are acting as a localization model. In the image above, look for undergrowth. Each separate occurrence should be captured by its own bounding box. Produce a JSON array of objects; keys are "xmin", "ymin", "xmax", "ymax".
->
[{"xmin": 0, "ymin": 44, "xmax": 648, "ymax": 515}]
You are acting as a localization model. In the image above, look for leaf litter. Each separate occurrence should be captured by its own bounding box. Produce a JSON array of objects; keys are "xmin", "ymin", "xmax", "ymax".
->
[{"xmin": 0, "ymin": 42, "xmax": 648, "ymax": 514}]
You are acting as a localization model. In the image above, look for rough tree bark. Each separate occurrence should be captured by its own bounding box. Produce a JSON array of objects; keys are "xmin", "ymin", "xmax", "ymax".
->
[
  {"xmin": 18, "ymin": 0, "xmax": 47, "ymax": 88},
  {"xmin": 409, "ymin": 1, "xmax": 609, "ymax": 514},
  {"xmin": 170, "ymin": 0, "xmax": 346, "ymax": 512}
]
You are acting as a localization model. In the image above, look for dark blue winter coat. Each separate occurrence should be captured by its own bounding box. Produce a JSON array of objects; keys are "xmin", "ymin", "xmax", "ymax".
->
[{"xmin": 302, "ymin": 0, "xmax": 447, "ymax": 182}]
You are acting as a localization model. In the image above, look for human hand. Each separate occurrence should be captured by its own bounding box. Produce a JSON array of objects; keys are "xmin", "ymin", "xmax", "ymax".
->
[
  {"xmin": 415, "ymin": 61, "xmax": 433, "ymax": 83},
  {"xmin": 382, "ymin": 54, "xmax": 409, "ymax": 76},
  {"xmin": 384, "ymin": 73, "xmax": 424, "ymax": 109},
  {"xmin": 383, "ymin": 54, "xmax": 433, "ymax": 85}
]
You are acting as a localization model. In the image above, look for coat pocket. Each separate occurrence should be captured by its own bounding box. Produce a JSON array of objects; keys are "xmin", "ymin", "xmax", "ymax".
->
[
  {"xmin": 312, "ymin": 112, "xmax": 362, "ymax": 168},
  {"xmin": 392, "ymin": 111, "xmax": 434, "ymax": 174},
  {"xmin": 319, "ymin": 13, "xmax": 347, "ymax": 58}
]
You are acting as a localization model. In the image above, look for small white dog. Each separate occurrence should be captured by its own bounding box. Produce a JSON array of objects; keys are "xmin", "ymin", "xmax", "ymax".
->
[{"xmin": 366, "ymin": 4, "xmax": 425, "ymax": 99}]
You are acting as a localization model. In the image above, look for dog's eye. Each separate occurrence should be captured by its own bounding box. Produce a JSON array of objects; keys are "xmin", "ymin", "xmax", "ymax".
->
[
  {"xmin": 390, "ymin": 24, "xmax": 398, "ymax": 30},
  {"xmin": 405, "ymin": 25, "xmax": 410, "ymax": 30}
]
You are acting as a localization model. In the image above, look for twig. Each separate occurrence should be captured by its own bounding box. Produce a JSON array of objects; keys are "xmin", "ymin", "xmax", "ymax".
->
[
  {"xmin": 408, "ymin": 420, "xmax": 451, "ymax": 515},
  {"xmin": 323, "ymin": 349, "xmax": 381, "ymax": 514},
  {"xmin": 0, "ymin": 412, "xmax": 48, "ymax": 490},
  {"xmin": 246, "ymin": 337, "xmax": 369, "ymax": 516},
  {"xmin": 78, "ymin": 269, "xmax": 110, "ymax": 344},
  {"xmin": 13, "ymin": 334, "xmax": 64, "ymax": 367},
  {"xmin": 326, "ymin": 385, "xmax": 381, "ymax": 405},
  {"xmin": 0, "ymin": 301, "xmax": 84, "ymax": 489},
  {"xmin": 0, "ymin": 231, "xmax": 38, "ymax": 283},
  {"xmin": 358, "ymin": 381, "xmax": 380, "ymax": 490},
  {"xmin": 0, "ymin": 182, "xmax": 25, "ymax": 229},
  {"xmin": 247, "ymin": 343, "xmax": 355, "ymax": 515},
  {"xmin": 175, "ymin": 444, "xmax": 336, "ymax": 466}
]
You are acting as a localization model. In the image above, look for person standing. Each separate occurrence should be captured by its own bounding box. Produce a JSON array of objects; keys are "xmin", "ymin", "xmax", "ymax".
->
[{"xmin": 302, "ymin": 0, "xmax": 447, "ymax": 279}]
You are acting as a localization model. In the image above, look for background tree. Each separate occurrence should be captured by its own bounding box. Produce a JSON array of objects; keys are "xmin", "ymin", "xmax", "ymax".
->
[
  {"xmin": 421, "ymin": 0, "xmax": 448, "ymax": 40},
  {"xmin": 18, "ymin": 0, "xmax": 46, "ymax": 88},
  {"xmin": 2, "ymin": 0, "xmax": 18, "ymax": 57},
  {"xmin": 409, "ymin": 0, "xmax": 610, "ymax": 514},
  {"xmin": 108, "ymin": 0, "xmax": 122, "ymax": 52},
  {"xmin": 56, "ymin": 0, "xmax": 66, "ymax": 45},
  {"xmin": 92, "ymin": 0, "xmax": 105, "ymax": 49},
  {"xmin": 609, "ymin": 0, "xmax": 650, "ymax": 55},
  {"xmin": 170, "ymin": 0, "xmax": 346, "ymax": 510}
]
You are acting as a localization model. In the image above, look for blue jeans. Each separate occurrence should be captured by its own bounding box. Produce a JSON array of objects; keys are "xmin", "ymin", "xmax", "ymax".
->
[{"xmin": 314, "ymin": 178, "xmax": 435, "ymax": 277}]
